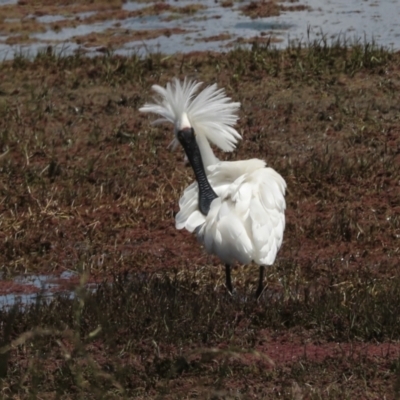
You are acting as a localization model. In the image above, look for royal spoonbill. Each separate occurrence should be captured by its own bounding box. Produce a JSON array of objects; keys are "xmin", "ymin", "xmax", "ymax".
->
[{"xmin": 140, "ymin": 78, "xmax": 286, "ymax": 298}]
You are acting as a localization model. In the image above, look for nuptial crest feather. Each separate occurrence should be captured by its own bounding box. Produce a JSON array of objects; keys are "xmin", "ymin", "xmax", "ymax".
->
[{"xmin": 139, "ymin": 78, "xmax": 242, "ymax": 152}]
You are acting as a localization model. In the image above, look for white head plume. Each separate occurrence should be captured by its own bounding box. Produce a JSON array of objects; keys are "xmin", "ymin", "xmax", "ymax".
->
[{"xmin": 139, "ymin": 78, "xmax": 242, "ymax": 152}]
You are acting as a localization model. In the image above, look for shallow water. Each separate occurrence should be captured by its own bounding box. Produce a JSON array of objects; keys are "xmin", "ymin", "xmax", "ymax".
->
[
  {"xmin": 281, "ymin": 0, "xmax": 400, "ymax": 48},
  {"xmin": 0, "ymin": 271, "xmax": 96, "ymax": 309},
  {"xmin": 0, "ymin": 0, "xmax": 398, "ymax": 60}
]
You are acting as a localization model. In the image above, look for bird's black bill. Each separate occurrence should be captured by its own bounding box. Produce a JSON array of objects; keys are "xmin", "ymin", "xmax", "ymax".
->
[{"xmin": 177, "ymin": 128, "xmax": 218, "ymax": 216}]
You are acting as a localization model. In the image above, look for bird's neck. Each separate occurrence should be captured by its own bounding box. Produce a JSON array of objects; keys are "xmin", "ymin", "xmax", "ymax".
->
[
  {"xmin": 181, "ymin": 135, "xmax": 218, "ymax": 216},
  {"xmin": 195, "ymin": 132, "xmax": 219, "ymax": 171}
]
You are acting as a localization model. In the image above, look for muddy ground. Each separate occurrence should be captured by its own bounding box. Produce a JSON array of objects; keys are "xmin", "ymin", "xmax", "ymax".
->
[{"xmin": 0, "ymin": 41, "xmax": 400, "ymax": 398}]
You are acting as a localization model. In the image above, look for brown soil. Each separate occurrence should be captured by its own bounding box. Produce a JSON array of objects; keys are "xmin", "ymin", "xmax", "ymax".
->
[
  {"xmin": 196, "ymin": 33, "xmax": 232, "ymax": 43},
  {"xmin": 228, "ymin": 35, "xmax": 284, "ymax": 47},
  {"xmin": 73, "ymin": 27, "xmax": 188, "ymax": 49},
  {"xmin": 241, "ymin": 0, "xmax": 310, "ymax": 19},
  {"xmin": 0, "ymin": 280, "xmax": 38, "ymax": 295}
]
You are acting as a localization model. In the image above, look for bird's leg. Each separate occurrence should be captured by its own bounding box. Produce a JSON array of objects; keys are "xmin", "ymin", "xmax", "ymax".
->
[
  {"xmin": 255, "ymin": 266, "xmax": 265, "ymax": 299},
  {"xmin": 225, "ymin": 264, "xmax": 233, "ymax": 294}
]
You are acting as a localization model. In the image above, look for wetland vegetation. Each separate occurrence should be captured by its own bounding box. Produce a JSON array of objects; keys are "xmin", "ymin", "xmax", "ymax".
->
[{"xmin": 0, "ymin": 38, "xmax": 400, "ymax": 398}]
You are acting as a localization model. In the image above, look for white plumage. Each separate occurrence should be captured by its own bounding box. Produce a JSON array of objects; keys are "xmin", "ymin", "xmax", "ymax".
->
[
  {"xmin": 139, "ymin": 78, "xmax": 286, "ymax": 297},
  {"xmin": 139, "ymin": 78, "xmax": 241, "ymax": 169},
  {"xmin": 177, "ymin": 160, "xmax": 286, "ymax": 266}
]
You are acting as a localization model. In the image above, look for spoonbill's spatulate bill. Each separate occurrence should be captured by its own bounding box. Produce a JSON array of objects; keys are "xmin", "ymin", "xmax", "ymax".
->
[{"xmin": 140, "ymin": 78, "xmax": 286, "ymax": 298}]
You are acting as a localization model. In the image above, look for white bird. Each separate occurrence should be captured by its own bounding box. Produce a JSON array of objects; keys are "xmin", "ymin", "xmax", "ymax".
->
[{"xmin": 139, "ymin": 78, "xmax": 286, "ymax": 298}]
